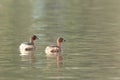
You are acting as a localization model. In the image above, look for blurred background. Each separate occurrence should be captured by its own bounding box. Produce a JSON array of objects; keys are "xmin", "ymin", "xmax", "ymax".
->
[{"xmin": 0, "ymin": 0, "xmax": 120, "ymax": 80}]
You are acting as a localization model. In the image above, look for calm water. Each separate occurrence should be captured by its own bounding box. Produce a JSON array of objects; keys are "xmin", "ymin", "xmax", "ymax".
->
[{"xmin": 1, "ymin": 0, "xmax": 120, "ymax": 80}]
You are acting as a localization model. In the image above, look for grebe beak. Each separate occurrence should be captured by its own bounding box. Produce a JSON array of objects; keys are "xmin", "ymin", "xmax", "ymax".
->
[{"xmin": 63, "ymin": 39, "xmax": 66, "ymax": 42}]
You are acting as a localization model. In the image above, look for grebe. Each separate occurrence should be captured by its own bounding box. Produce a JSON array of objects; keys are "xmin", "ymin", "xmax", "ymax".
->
[
  {"xmin": 45, "ymin": 37, "xmax": 65, "ymax": 58},
  {"xmin": 19, "ymin": 35, "xmax": 38, "ymax": 56}
]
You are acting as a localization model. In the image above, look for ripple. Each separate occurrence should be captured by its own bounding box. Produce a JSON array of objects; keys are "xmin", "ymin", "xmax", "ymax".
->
[
  {"xmin": 65, "ymin": 67, "xmax": 81, "ymax": 70},
  {"xmin": 46, "ymin": 76, "xmax": 78, "ymax": 79}
]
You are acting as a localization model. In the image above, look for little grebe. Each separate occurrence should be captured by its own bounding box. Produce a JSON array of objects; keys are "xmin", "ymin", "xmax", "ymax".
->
[
  {"xmin": 45, "ymin": 37, "xmax": 65, "ymax": 57},
  {"xmin": 19, "ymin": 35, "xmax": 38, "ymax": 56}
]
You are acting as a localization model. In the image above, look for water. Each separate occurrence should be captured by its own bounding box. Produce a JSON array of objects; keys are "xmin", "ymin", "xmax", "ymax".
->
[{"xmin": 1, "ymin": 0, "xmax": 120, "ymax": 80}]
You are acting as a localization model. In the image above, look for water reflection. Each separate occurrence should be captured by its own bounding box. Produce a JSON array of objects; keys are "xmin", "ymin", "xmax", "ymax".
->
[
  {"xmin": 20, "ymin": 52, "xmax": 35, "ymax": 63},
  {"xmin": 46, "ymin": 56, "xmax": 63, "ymax": 68}
]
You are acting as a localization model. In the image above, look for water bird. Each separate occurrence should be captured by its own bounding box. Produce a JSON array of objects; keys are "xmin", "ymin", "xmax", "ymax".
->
[
  {"xmin": 19, "ymin": 35, "xmax": 38, "ymax": 56},
  {"xmin": 45, "ymin": 37, "xmax": 65, "ymax": 60}
]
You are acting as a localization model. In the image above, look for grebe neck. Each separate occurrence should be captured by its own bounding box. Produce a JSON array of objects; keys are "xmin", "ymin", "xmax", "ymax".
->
[
  {"xmin": 57, "ymin": 40, "xmax": 61, "ymax": 47},
  {"xmin": 30, "ymin": 38, "xmax": 34, "ymax": 44}
]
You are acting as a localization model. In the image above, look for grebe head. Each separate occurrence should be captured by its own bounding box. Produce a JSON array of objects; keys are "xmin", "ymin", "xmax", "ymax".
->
[
  {"xmin": 57, "ymin": 37, "xmax": 65, "ymax": 46},
  {"xmin": 31, "ymin": 35, "xmax": 37, "ymax": 40},
  {"xmin": 57, "ymin": 37, "xmax": 65, "ymax": 42},
  {"xmin": 30, "ymin": 35, "xmax": 38, "ymax": 43}
]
